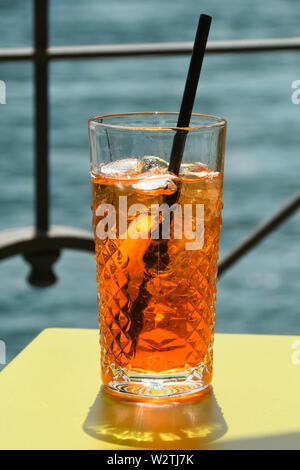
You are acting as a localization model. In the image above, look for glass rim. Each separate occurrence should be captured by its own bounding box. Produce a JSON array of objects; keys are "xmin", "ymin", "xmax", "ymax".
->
[{"xmin": 88, "ymin": 112, "xmax": 226, "ymax": 131}]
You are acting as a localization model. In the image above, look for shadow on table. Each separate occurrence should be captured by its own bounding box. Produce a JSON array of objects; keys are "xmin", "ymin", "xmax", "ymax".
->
[
  {"xmin": 210, "ymin": 432, "xmax": 300, "ymax": 450},
  {"xmin": 83, "ymin": 386, "xmax": 227, "ymax": 449}
]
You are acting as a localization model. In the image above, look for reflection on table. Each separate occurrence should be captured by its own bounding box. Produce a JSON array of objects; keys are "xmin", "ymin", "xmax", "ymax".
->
[{"xmin": 83, "ymin": 385, "xmax": 227, "ymax": 449}]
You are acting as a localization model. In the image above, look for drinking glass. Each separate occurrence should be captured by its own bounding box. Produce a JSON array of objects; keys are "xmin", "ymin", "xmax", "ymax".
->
[{"xmin": 89, "ymin": 112, "xmax": 226, "ymax": 399}]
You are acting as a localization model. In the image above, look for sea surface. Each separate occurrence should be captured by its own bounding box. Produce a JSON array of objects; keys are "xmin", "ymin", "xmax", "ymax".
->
[{"xmin": 0, "ymin": 0, "xmax": 300, "ymax": 366}]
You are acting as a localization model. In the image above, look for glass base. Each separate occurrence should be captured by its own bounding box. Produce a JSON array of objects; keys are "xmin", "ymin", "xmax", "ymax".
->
[{"xmin": 103, "ymin": 366, "xmax": 212, "ymax": 400}]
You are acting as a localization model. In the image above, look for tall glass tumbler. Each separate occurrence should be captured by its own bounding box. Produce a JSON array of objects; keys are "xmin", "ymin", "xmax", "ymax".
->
[{"xmin": 89, "ymin": 112, "xmax": 226, "ymax": 399}]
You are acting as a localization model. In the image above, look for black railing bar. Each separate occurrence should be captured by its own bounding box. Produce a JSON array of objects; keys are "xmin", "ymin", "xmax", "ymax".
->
[
  {"xmin": 47, "ymin": 37, "xmax": 300, "ymax": 58},
  {"xmin": 0, "ymin": 47, "xmax": 34, "ymax": 61},
  {"xmin": 1, "ymin": 37, "xmax": 300, "ymax": 62},
  {"xmin": 34, "ymin": 0, "xmax": 49, "ymax": 235},
  {"xmin": 0, "ymin": 226, "xmax": 94, "ymax": 261},
  {"xmin": 218, "ymin": 189, "xmax": 300, "ymax": 276}
]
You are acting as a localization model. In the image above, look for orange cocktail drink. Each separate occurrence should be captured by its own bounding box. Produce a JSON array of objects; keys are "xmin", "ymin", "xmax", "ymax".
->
[{"xmin": 89, "ymin": 112, "xmax": 226, "ymax": 399}]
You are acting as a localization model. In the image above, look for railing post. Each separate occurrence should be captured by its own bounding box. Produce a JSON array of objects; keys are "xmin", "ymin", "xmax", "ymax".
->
[
  {"xmin": 34, "ymin": 0, "xmax": 49, "ymax": 235},
  {"xmin": 24, "ymin": 0, "xmax": 60, "ymax": 287}
]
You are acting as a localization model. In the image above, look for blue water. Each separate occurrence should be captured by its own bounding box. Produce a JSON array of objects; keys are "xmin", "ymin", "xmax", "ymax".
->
[{"xmin": 0, "ymin": 0, "xmax": 299, "ymax": 367}]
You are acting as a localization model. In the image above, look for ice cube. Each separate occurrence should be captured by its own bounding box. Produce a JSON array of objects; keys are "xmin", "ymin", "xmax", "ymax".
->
[
  {"xmin": 180, "ymin": 162, "xmax": 218, "ymax": 179},
  {"xmin": 141, "ymin": 155, "xmax": 168, "ymax": 173},
  {"xmin": 132, "ymin": 175, "xmax": 177, "ymax": 195},
  {"xmin": 180, "ymin": 162, "xmax": 209, "ymax": 174},
  {"xmin": 99, "ymin": 158, "xmax": 142, "ymax": 177}
]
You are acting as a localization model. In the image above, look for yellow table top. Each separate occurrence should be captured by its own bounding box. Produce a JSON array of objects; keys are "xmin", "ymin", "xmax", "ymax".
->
[{"xmin": 0, "ymin": 328, "xmax": 299, "ymax": 450}]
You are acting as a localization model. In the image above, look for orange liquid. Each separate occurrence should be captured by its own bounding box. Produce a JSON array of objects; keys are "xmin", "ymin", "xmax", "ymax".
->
[{"xmin": 91, "ymin": 162, "xmax": 223, "ymax": 386}]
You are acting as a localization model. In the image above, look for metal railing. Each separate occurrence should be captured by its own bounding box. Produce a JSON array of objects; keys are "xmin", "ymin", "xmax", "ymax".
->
[{"xmin": 0, "ymin": 0, "xmax": 299, "ymax": 286}]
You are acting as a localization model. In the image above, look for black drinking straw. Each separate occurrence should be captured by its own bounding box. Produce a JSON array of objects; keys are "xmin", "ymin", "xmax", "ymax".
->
[
  {"xmin": 128, "ymin": 14, "xmax": 212, "ymax": 356},
  {"xmin": 168, "ymin": 13, "xmax": 212, "ymax": 176}
]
